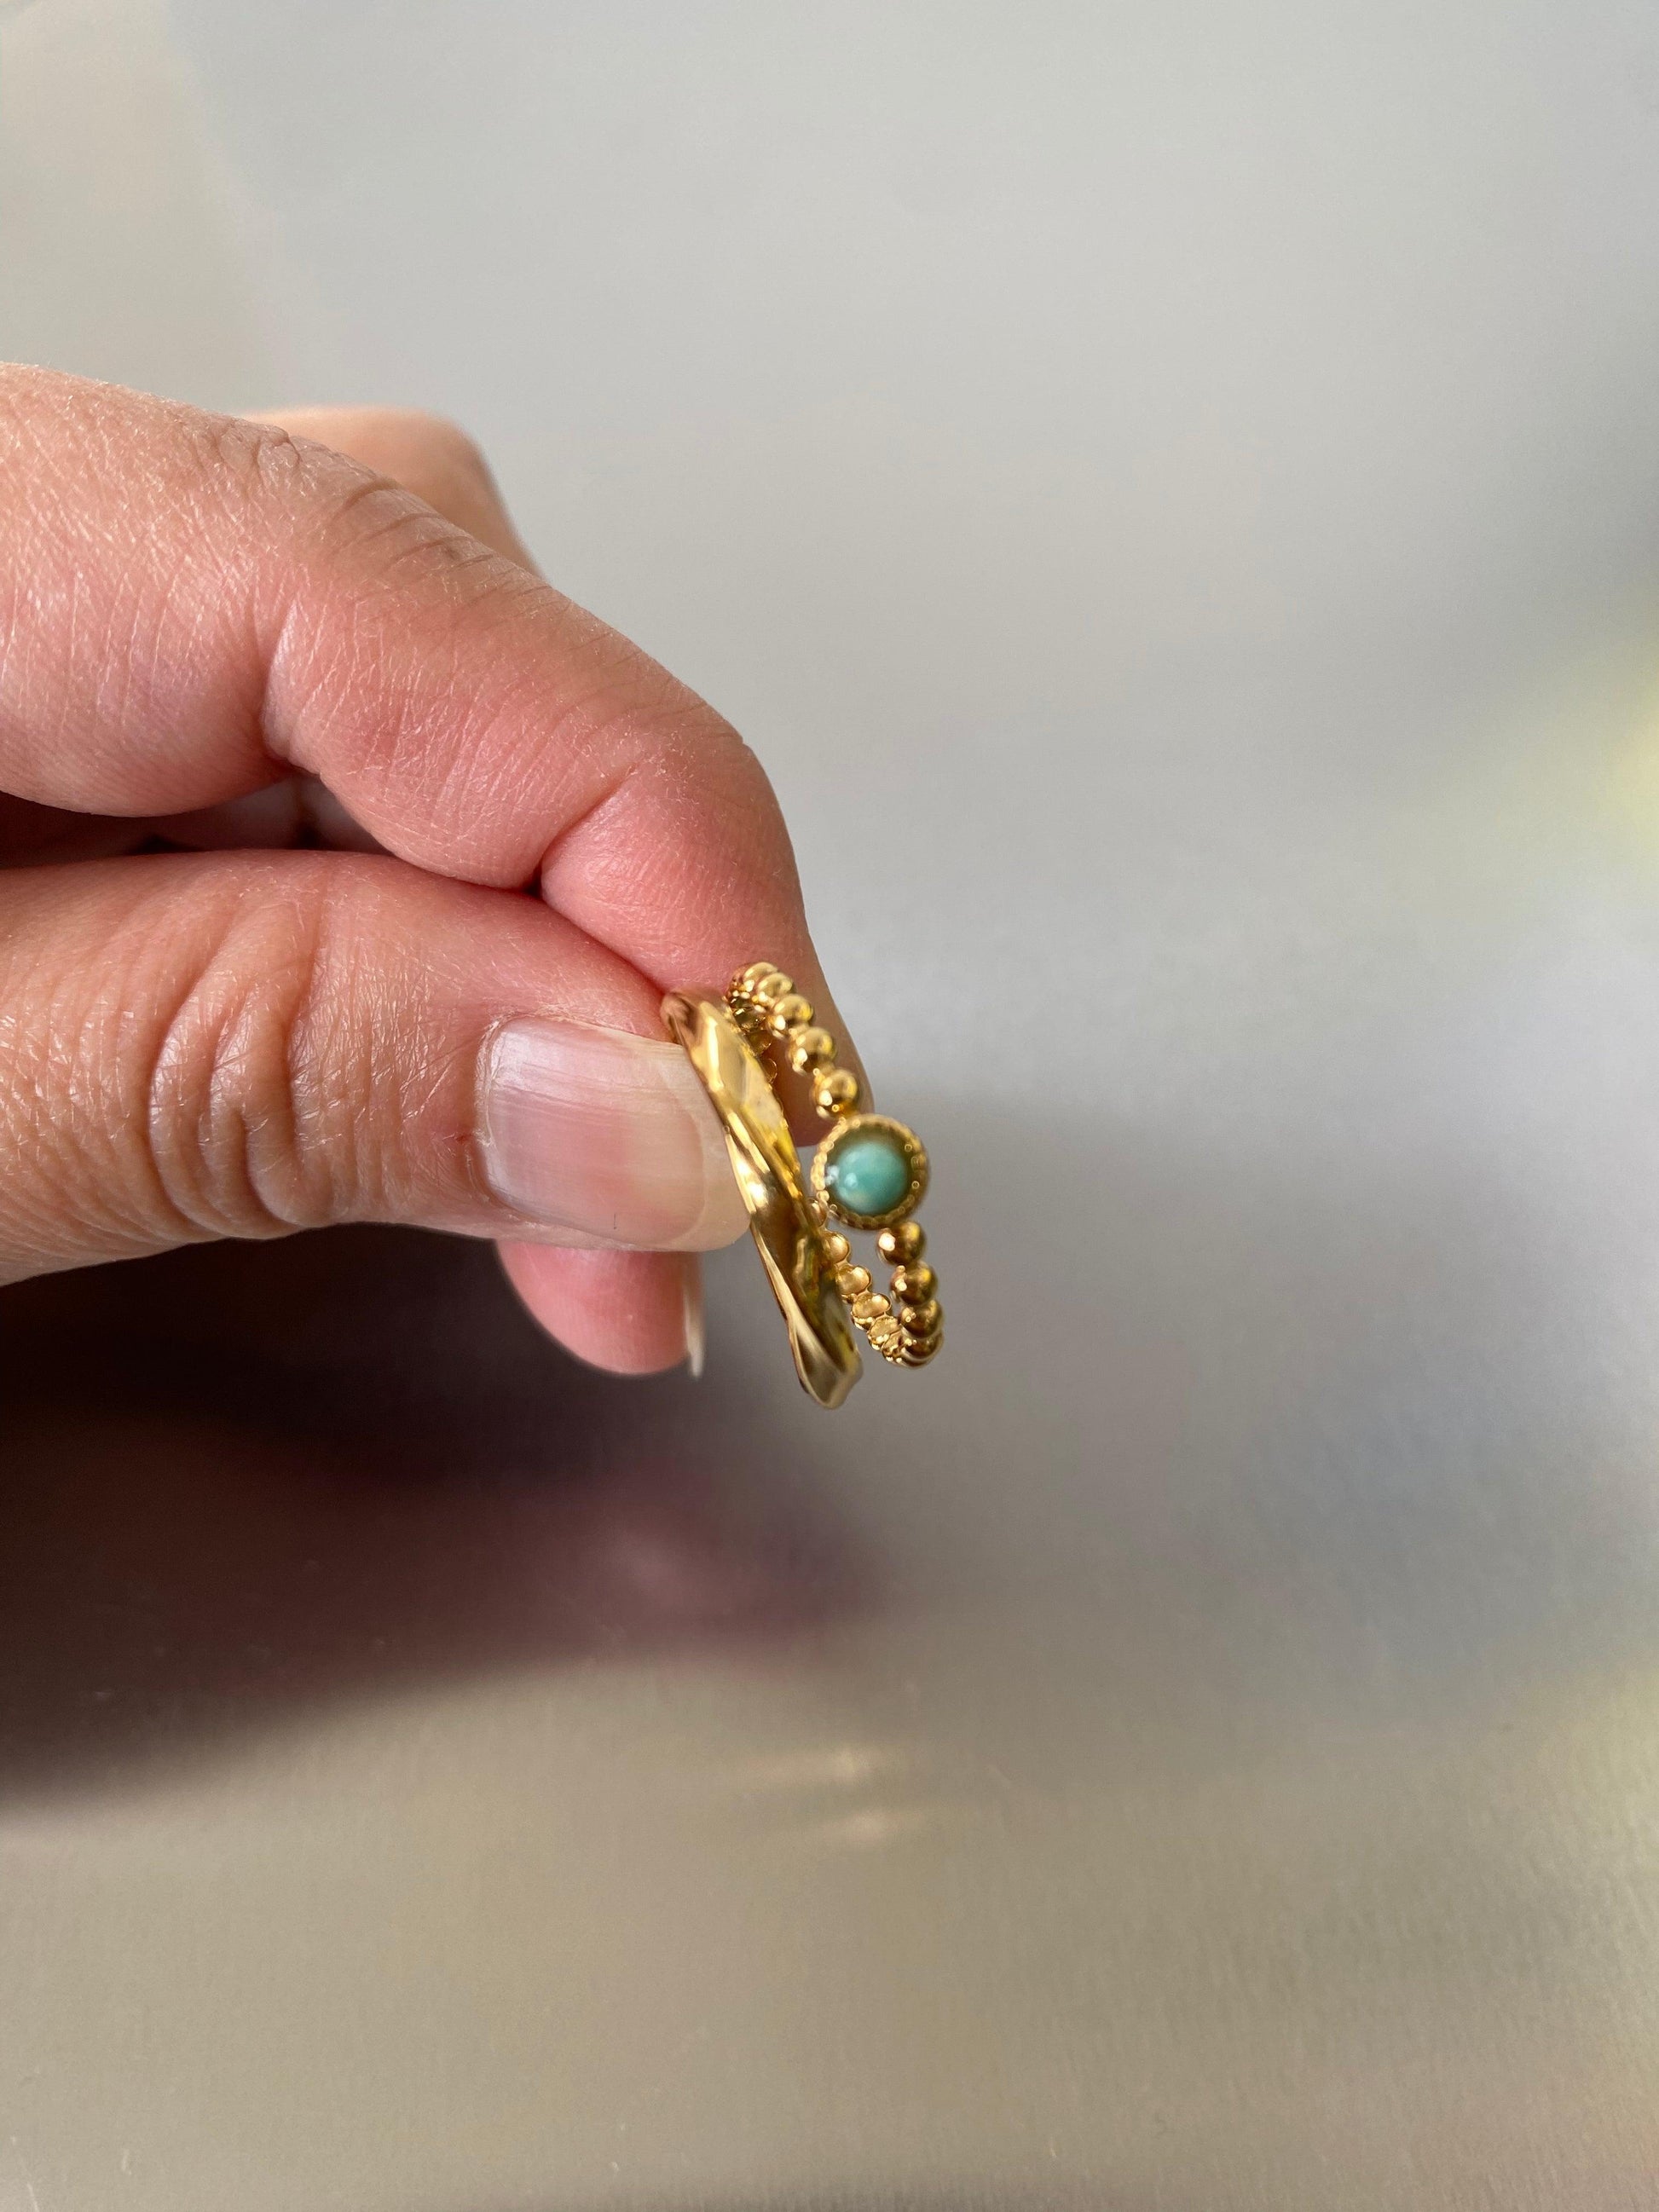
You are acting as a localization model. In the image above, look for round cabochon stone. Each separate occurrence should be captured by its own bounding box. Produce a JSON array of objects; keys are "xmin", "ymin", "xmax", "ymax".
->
[{"xmin": 824, "ymin": 1124, "xmax": 913, "ymax": 1219}]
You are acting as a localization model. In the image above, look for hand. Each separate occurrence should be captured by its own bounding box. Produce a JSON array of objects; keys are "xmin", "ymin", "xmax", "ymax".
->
[{"xmin": 0, "ymin": 368, "xmax": 851, "ymax": 1373}]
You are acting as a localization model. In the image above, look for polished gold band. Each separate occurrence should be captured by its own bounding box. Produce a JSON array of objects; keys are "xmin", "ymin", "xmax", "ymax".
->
[{"xmin": 662, "ymin": 962, "xmax": 941, "ymax": 1408}]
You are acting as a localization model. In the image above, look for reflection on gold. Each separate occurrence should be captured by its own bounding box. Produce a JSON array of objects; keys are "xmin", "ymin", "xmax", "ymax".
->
[{"xmin": 662, "ymin": 990, "xmax": 861, "ymax": 1408}]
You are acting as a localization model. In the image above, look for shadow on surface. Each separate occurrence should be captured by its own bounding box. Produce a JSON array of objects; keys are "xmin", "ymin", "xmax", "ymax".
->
[
  {"xmin": 0, "ymin": 1227, "xmax": 867, "ymax": 1796},
  {"xmin": 3, "ymin": 1088, "xmax": 1648, "ymax": 1799}
]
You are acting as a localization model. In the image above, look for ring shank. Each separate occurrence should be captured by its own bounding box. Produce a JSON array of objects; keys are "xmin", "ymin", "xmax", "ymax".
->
[{"xmin": 661, "ymin": 992, "xmax": 861, "ymax": 1410}]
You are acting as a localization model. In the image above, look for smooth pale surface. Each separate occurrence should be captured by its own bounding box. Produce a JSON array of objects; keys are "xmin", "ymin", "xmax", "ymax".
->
[{"xmin": 4, "ymin": 3, "xmax": 1659, "ymax": 2209}]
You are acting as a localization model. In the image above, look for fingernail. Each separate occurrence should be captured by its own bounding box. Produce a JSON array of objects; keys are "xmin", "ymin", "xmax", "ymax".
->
[
  {"xmin": 682, "ymin": 1256, "xmax": 706, "ymax": 1379},
  {"xmin": 479, "ymin": 1020, "xmax": 747, "ymax": 1250}
]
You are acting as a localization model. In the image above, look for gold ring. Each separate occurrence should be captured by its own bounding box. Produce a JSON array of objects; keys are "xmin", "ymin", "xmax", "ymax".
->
[{"xmin": 662, "ymin": 962, "xmax": 941, "ymax": 1408}]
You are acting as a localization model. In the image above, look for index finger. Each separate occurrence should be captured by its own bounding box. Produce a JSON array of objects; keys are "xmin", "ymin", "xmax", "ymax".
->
[{"xmin": 0, "ymin": 367, "xmax": 834, "ymax": 1025}]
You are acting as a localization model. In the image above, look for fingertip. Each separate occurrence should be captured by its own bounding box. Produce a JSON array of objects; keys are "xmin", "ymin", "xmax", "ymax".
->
[{"xmin": 499, "ymin": 1242, "xmax": 701, "ymax": 1377}]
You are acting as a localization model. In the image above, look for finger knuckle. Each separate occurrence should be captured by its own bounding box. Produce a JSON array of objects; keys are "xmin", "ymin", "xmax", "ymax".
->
[
  {"xmin": 203, "ymin": 413, "xmax": 479, "ymax": 587},
  {"xmin": 204, "ymin": 410, "xmax": 314, "ymax": 505},
  {"xmin": 313, "ymin": 456, "xmax": 523, "ymax": 598},
  {"xmin": 142, "ymin": 866, "xmax": 367, "ymax": 1238}
]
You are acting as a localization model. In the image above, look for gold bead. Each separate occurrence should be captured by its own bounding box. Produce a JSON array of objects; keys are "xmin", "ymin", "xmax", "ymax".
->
[
  {"xmin": 768, "ymin": 992, "xmax": 814, "ymax": 1034},
  {"xmin": 751, "ymin": 970, "xmax": 793, "ymax": 1008},
  {"xmin": 813, "ymin": 1068, "xmax": 861, "ymax": 1118},
  {"xmin": 735, "ymin": 960, "xmax": 776, "ymax": 994},
  {"xmin": 867, "ymin": 1314, "xmax": 903, "ymax": 1351},
  {"xmin": 851, "ymin": 1291, "xmax": 892, "ymax": 1326},
  {"xmin": 788, "ymin": 1025, "xmax": 837, "ymax": 1073},
  {"xmin": 900, "ymin": 1334, "xmax": 941, "ymax": 1366},
  {"xmin": 835, "ymin": 1263, "xmax": 871, "ymax": 1299},
  {"xmin": 878, "ymin": 1222, "xmax": 925, "ymax": 1264},
  {"xmin": 821, "ymin": 1231, "xmax": 851, "ymax": 1266},
  {"xmin": 900, "ymin": 1299, "xmax": 941, "ymax": 1339},
  {"xmin": 890, "ymin": 1264, "xmax": 936, "ymax": 1307}
]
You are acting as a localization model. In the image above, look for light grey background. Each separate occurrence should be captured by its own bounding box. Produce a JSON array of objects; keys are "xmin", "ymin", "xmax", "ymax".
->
[{"xmin": 5, "ymin": 3, "xmax": 1659, "ymax": 2205}]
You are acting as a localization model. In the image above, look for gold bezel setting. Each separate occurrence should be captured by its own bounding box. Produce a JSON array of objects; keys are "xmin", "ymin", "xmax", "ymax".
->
[{"xmin": 811, "ymin": 1114, "xmax": 929, "ymax": 1231}]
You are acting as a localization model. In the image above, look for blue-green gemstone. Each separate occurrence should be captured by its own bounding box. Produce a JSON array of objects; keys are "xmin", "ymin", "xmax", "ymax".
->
[{"xmin": 824, "ymin": 1127, "xmax": 912, "ymax": 1219}]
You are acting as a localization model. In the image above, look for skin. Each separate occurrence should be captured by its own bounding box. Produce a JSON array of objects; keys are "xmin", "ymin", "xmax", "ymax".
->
[{"xmin": 0, "ymin": 367, "xmax": 856, "ymax": 1374}]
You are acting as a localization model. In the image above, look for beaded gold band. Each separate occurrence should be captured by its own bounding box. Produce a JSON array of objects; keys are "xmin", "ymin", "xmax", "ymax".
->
[
  {"xmin": 729, "ymin": 962, "xmax": 942, "ymax": 1369},
  {"xmin": 662, "ymin": 961, "xmax": 941, "ymax": 1409}
]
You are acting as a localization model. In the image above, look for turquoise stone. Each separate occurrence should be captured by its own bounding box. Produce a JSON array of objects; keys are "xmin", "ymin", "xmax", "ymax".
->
[{"xmin": 824, "ymin": 1125, "xmax": 912, "ymax": 1220}]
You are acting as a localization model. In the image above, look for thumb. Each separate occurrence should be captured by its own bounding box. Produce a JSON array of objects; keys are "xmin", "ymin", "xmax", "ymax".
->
[{"xmin": 0, "ymin": 848, "xmax": 744, "ymax": 1314}]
